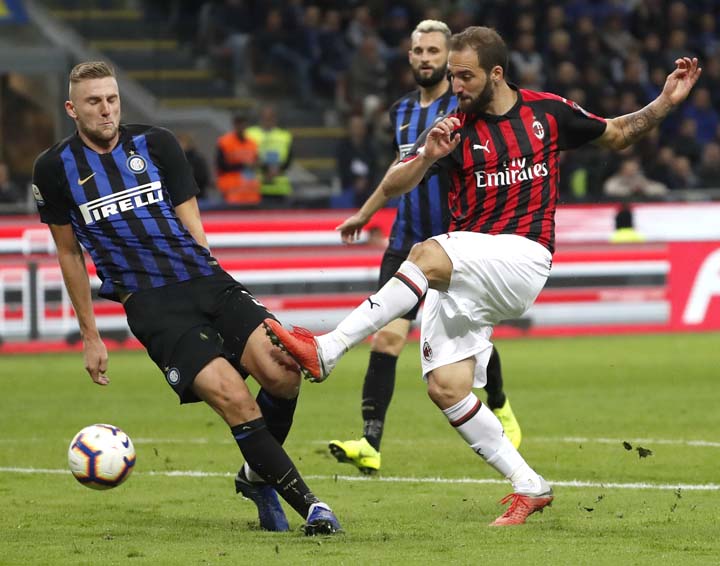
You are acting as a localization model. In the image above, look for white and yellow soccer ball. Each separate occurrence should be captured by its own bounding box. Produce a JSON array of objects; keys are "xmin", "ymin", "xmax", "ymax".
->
[{"xmin": 68, "ymin": 424, "xmax": 136, "ymax": 490}]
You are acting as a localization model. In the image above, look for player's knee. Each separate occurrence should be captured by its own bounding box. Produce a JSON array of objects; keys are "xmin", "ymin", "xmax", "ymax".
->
[
  {"xmin": 426, "ymin": 377, "xmax": 452, "ymax": 409},
  {"xmin": 407, "ymin": 240, "xmax": 451, "ymax": 289},
  {"xmin": 195, "ymin": 361, "xmax": 259, "ymax": 424},
  {"xmin": 426, "ymin": 372, "xmax": 467, "ymax": 410},
  {"xmin": 371, "ymin": 328, "xmax": 407, "ymax": 356},
  {"xmin": 407, "ymin": 241, "xmax": 432, "ymax": 265},
  {"xmin": 241, "ymin": 325, "xmax": 301, "ymax": 399},
  {"xmin": 259, "ymin": 370, "xmax": 301, "ymax": 400}
]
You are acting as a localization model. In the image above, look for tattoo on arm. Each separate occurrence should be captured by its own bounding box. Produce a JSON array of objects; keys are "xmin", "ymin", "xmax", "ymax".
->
[{"xmin": 616, "ymin": 99, "xmax": 673, "ymax": 147}]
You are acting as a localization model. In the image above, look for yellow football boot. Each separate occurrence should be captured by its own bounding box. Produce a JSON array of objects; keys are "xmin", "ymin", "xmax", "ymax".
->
[
  {"xmin": 492, "ymin": 398, "xmax": 522, "ymax": 449},
  {"xmin": 328, "ymin": 437, "xmax": 381, "ymax": 475}
]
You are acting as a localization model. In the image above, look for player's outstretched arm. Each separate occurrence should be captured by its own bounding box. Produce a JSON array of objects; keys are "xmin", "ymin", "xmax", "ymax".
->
[
  {"xmin": 50, "ymin": 224, "xmax": 109, "ymax": 385},
  {"xmin": 175, "ymin": 196, "xmax": 210, "ymax": 251},
  {"xmin": 336, "ymin": 156, "xmax": 400, "ymax": 243},
  {"xmin": 382, "ymin": 116, "xmax": 461, "ymax": 198},
  {"xmin": 600, "ymin": 57, "xmax": 701, "ymax": 150}
]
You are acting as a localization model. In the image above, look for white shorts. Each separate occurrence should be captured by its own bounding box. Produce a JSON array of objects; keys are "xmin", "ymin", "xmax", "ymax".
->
[{"xmin": 420, "ymin": 232, "xmax": 552, "ymax": 387}]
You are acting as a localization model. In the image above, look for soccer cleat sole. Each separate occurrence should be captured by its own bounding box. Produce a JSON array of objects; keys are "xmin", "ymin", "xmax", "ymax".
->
[
  {"xmin": 303, "ymin": 520, "xmax": 344, "ymax": 536},
  {"xmin": 328, "ymin": 442, "xmax": 378, "ymax": 475},
  {"xmin": 262, "ymin": 321, "xmax": 321, "ymax": 381}
]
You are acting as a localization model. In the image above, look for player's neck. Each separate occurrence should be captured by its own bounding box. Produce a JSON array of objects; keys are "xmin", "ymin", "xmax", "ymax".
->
[
  {"xmin": 78, "ymin": 130, "xmax": 120, "ymax": 154},
  {"xmin": 486, "ymin": 81, "xmax": 517, "ymax": 116},
  {"xmin": 419, "ymin": 79, "xmax": 449, "ymax": 107}
]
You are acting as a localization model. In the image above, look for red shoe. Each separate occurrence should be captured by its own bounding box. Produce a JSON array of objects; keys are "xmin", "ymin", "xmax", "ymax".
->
[
  {"xmin": 490, "ymin": 490, "xmax": 553, "ymax": 526},
  {"xmin": 263, "ymin": 318, "xmax": 328, "ymax": 382}
]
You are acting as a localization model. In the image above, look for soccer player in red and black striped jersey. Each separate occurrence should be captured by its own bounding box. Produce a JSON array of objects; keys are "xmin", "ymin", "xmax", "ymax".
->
[
  {"xmin": 263, "ymin": 26, "xmax": 701, "ymax": 525},
  {"xmin": 327, "ymin": 20, "xmax": 522, "ymax": 478},
  {"xmin": 33, "ymin": 61, "xmax": 341, "ymax": 535}
]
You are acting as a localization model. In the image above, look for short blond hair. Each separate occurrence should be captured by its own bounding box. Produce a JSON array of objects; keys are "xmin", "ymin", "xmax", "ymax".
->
[
  {"xmin": 412, "ymin": 19, "xmax": 451, "ymax": 42},
  {"xmin": 69, "ymin": 61, "xmax": 115, "ymax": 84}
]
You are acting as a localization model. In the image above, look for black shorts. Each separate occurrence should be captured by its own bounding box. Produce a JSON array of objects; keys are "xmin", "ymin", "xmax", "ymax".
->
[
  {"xmin": 123, "ymin": 272, "xmax": 274, "ymax": 404},
  {"xmin": 378, "ymin": 247, "xmax": 422, "ymax": 321}
]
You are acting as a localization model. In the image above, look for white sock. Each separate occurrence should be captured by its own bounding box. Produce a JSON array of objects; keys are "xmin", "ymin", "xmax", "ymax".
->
[
  {"xmin": 443, "ymin": 393, "xmax": 542, "ymax": 494},
  {"xmin": 317, "ymin": 261, "xmax": 427, "ymax": 364}
]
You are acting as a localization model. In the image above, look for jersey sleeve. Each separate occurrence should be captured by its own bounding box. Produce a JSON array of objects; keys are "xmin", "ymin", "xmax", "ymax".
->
[
  {"xmin": 32, "ymin": 150, "xmax": 71, "ymax": 225},
  {"xmin": 148, "ymin": 127, "xmax": 199, "ymax": 205},
  {"xmin": 553, "ymin": 98, "xmax": 607, "ymax": 151},
  {"xmin": 399, "ymin": 114, "xmax": 457, "ymax": 174}
]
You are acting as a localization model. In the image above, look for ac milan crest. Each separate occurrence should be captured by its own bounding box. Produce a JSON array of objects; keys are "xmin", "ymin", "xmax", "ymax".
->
[
  {"xmin": 422, "ymin": 340, "xmax": 433, "ymax": 361},
  {"xmin": 532, "ymin": 119, "xmax": 544, "ymax": 140}
]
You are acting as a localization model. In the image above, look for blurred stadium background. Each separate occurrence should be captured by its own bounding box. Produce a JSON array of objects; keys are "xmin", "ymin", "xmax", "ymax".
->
[
  {"xmin": 1, "ymin": 0, "xmax": 720, "ymax": 349},
  {"xmin": 2, "ymin": 3, "xmax": 720, "ymax": 563}
]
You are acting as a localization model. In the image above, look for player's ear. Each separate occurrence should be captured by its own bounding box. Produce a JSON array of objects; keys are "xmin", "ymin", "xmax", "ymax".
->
[
  {"xmin": 491, "ymin": 65, "xmax": 504, "ymax": 83},
  {"xmin": 65, "ymin": 100, "xmax": 77, "ymax": 119}
]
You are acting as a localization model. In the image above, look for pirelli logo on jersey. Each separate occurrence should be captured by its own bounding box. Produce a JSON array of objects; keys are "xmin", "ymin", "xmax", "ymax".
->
[
  {"xmin": 474, "ymin": 157, "xmax": 549, "ymax": 189},
  {"xmin": 78, "ymin": 181, "xmax": 163, "ymax": 225}
]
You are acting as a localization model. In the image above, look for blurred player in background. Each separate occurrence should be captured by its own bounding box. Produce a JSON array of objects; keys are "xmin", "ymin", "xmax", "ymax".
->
[
  {"xmin": 265, "ymin": 27, "xmax": 701, "ymax": 525},
  {"xmin": 33, "ymin": 61, "xmax": 341, "ymax": 535},
  {"xmin": 328, "ymin": 20, "xmax": 521, "ymax": 476}
]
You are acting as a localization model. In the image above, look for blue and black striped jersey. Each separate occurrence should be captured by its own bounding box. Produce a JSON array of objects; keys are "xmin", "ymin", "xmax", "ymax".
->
[
  {"xmin": 33, "ymin": 124, "xmax": 221, "ymax": 301},
  {"xmin": 387, "ymin": 87, "xmax": 457, "ymax": 252}
]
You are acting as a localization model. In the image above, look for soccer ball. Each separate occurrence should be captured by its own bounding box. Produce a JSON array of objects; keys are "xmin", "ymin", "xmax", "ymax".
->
[{"xmin": 68, "ymin": 424, "xmax": 136, "ymax": 490}]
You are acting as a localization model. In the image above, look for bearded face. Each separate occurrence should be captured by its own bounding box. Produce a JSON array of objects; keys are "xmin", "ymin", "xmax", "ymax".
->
[
  {"xmin": 408, "ymin": 30, "xmax": 449, "ymax": 89},
  {"xmin": 449, "ymin": 47, "xmax": 500, "ymax": 114},
  {"xmin": 412, "ymin": 63, "xmax": 447, "ymax": 88},
  {"xmin": 457, "ymin": 77, "xmax": 495, "ymax": 114}
]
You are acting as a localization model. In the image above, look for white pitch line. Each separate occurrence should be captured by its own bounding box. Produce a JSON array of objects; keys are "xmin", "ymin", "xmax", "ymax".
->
[
  {"xmin": 0, "ymin": 436, "xmax": 720, "ymax": 448},
  {"xmin": 0, "ymin": 467, "xmax": 718, "ymax": 491},
  {"xmin": 1, "ymin": 436, "xmax": 719, "ymax": 448}
]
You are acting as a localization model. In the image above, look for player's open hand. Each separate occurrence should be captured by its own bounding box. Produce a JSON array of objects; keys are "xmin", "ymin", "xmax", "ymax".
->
[
  {"xmin": 336, "ymin": 212, "xmax": 369, "ymax": 243},
  {"xmin": 661, "ymin": 57, "xmax": 702, "ymax": 107},
  {"xmin": 83, "ymin": 336, "xmax": 109, "ymax": 385},
  {"xmin": 424, "ymin": 116, "xmax": 461, "ymax": 161}
]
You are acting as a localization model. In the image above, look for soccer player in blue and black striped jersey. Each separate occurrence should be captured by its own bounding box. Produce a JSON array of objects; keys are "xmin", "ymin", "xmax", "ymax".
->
[
  {"xmin": 32, "ymin": 61, "xmax": 340, "ymax": 535},
  {"xmin": 327, "ymin": 20, "xmax": 521, "ymax": 476}
]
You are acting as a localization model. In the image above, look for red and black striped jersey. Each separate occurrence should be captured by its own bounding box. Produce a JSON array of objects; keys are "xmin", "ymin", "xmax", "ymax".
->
[{"xmin": 407, "ymin": 85, "xmax": 607, "ymax": 253}]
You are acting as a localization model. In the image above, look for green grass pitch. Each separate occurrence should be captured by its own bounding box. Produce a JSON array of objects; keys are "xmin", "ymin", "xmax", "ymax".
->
[{"xmin": 1, "ymin": 333, "xmax": 719, "ymax": 565}]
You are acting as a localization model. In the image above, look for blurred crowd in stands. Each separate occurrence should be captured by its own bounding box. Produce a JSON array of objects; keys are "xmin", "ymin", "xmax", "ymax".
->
[
  {"xmin": 2, "ymin": 0, "xmax": 720, "ymax": 212},
  {"xmin": 186, "ymin": 0, "xmax": 720, "ymax": 207}
]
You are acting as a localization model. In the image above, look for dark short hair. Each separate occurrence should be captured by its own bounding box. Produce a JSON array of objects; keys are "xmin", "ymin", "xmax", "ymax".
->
[
  {"xmin": 69, "ymin": 61, "xmax": 115, "ymax": 84},
  {"xmin": 449, "ymin": 26, "xmax": 508, "ymax": 73}
]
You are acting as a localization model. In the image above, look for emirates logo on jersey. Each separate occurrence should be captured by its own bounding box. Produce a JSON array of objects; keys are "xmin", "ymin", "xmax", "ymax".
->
[{"xmin": 474, "ymin": 157, "xmax": 549, "ymax": 189}]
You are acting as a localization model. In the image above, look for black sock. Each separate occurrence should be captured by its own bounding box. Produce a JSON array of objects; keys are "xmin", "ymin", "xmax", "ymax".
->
[
  {"xmin": 231, "ymin": 418, "xmax": 318, "ymax": 518},
  {"xmin": 484, "ymin": 347, "xmax": 506, "ymax": 410},
  {"xmin": 361, "ymin": 351, "xmax": 398, "ymax": 451},
  {"xmin": 256, "ymin": 388, "xmax": 297, "ymax": 445}
]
